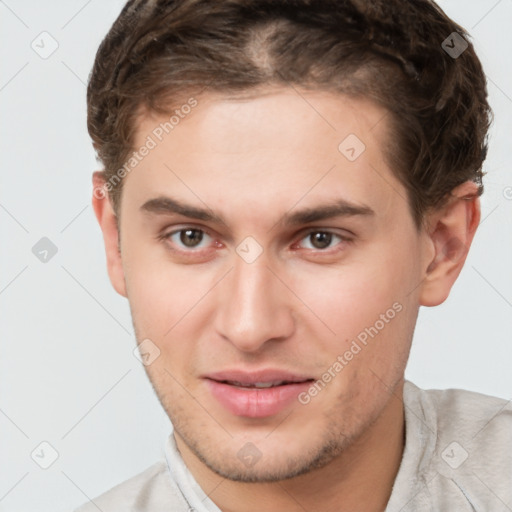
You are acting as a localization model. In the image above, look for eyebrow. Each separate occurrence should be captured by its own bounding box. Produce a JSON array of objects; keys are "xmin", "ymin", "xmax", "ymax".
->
[{"xmin": 140, "ymin": 196, "xmax": 375, "ymax": 227}]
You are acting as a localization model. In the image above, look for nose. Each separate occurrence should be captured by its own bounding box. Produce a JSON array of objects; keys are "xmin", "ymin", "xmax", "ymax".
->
[{"xmin": 214, "ymin": 254, "xmax": 295, "ymax": 353}]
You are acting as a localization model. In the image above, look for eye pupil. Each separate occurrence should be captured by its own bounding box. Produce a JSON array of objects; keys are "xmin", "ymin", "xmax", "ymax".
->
[
  {"xmin": 310, "ymin": 232, "xmax": 332, "ymax": 249},
  {"xmin": 180, "ymin": 229, "xmax": 203, "ymax": 247}
]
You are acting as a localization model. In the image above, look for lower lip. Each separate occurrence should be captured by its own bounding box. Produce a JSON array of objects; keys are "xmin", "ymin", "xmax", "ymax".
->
[{"xmin": 205, "ymin": 379, "xmax": 312, "ymax": 418}]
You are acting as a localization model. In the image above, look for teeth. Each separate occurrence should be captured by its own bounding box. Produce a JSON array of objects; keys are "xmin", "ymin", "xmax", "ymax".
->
[
  {"xmin": 253, "ymin": 382, "xmax": 281, "ymax": 388},
  {"xmin": 229, "ymin": 380, "xmax": 286, "ymax": 388}
]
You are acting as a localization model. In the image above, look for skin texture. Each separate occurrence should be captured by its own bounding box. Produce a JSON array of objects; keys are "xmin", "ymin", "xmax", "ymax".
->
[{"xmin": 93, "ymin": 88, "xmax": 480, "ymax": 512}]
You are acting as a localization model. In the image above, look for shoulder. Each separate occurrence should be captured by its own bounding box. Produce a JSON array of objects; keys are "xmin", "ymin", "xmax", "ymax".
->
[
  {"xmin": 407, "ymin": 381, "xmax": 512, "ymax": 447},
  {"xmin": 73, "ymin": 459, "xmax": 190, "ymax": 512},
  {"xmin": 403, "ymin": 381, "xmax": 512, "ymax": 509}
]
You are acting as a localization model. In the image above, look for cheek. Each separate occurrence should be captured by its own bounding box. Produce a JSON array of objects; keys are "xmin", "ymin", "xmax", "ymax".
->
[
  {"xmin": 124, "ymin": 248, "xmax": 220, "ymax": 345},
  {"xmin": 292, "ymin": 263, "xmax": 401, "ymax": 329},
  {"xmin": 125, "ymin": 265, "xmax": 206, "ymax": 381},
  {"xmin": 290, "ymin": 244, "xmax": 418, "ymax": 356}
]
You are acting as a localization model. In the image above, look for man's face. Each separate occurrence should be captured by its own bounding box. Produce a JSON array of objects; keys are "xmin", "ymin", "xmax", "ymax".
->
[{"xmin": 116, "ymin": 88, "xmax": 431, "ymax": 481}]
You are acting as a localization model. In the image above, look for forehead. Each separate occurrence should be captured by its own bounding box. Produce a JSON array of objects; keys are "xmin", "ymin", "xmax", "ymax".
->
[
  {"xmin": 139, "ymin": 88, "xmax": 389, "ymax": 156},
  {"xmin": 123, "ymin": 88, "xmax": 408, "ymax": 231}
]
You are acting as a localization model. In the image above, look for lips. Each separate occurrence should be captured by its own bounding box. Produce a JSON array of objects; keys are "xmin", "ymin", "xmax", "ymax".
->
[{"xmin": 203, "ymin": 369, "xmax": 314, "ymax": 418}]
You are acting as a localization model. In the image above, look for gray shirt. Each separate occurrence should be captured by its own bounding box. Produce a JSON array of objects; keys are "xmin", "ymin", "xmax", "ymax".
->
[{"xmin": 74, "ymin": 381, "xmax": 512, "ymax": 511}]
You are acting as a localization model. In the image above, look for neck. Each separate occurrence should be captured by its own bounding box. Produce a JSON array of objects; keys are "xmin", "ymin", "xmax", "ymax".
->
[{"xmin": 176, "ymin": 380, "xmax": 405, "ymax": 512}]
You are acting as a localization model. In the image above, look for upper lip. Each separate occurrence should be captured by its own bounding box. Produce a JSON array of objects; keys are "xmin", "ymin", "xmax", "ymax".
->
[{"xmin": 203, "ymin": 369, "xmax": 314, "ymax": 385}]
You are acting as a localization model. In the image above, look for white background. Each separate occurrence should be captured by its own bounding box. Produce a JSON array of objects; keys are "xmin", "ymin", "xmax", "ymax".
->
[{"xmin": 1, "ymin": 1, "xmax": 511, "ymax": 511}]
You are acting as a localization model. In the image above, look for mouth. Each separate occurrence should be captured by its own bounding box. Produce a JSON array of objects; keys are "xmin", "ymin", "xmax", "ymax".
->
[
  {"xmin": 203, "ymin": 370, "xmax": 315, "ymax": 418},
  {"xmin": 216, "ymin": 379, "xmax": 313, "ymax": 389}
]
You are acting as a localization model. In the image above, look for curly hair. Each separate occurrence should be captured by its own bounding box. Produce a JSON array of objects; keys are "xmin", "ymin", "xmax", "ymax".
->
[{"xmin": 87, "ymin": 0, "xmax": 492, "ymax": 228}]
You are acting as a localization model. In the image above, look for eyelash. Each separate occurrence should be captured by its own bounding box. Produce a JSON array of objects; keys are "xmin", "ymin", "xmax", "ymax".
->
[{"xmin": 158, "ymin": 226, "xmax": 353, "ymax": 256}]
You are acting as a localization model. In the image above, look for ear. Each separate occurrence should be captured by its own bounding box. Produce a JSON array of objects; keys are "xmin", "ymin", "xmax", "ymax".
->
[
  {"xmin": 419, "ymin": 181, "xmax": 481, "ymax": 307},
  {"xmin": 92, "ymin": 172, "xmax": 127, "ymax": 297}
]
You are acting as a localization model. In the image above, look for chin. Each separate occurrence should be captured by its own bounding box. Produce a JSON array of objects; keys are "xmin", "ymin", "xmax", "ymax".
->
[{"xmin": 178, "ymin": 421, "xmax": 355, "ymax": 483}]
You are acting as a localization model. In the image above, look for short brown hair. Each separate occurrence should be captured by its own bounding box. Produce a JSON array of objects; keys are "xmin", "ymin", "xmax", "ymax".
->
[{"xmin": 87, "ymin": 0, "xmax": 492, "ymax": 228}]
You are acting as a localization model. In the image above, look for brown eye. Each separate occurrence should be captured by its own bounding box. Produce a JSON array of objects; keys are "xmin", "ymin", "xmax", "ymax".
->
[
  {"xmin": 165, "ymin": 228, "xmax": 212, "ymax": 250},
  {"xmin": 180, "ymin": 229, "xmax": 204, "ymax": 247},
  {"xmin": 309, "ymin": 232, "xmax": 332, "ymax": 249},
  {"xmin": 296, "ymin": 230, "xmax": 349, "ymax": 251}
]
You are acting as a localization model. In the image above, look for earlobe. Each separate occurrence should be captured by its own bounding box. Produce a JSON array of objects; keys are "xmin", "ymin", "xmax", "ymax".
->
[
  {"xmin": 419, "ymin": 181, "xmax": 481, "ymax": 307},
  {"xmin": 92, "ymin": 171, "xmax": 127, "ymax": 298}
]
